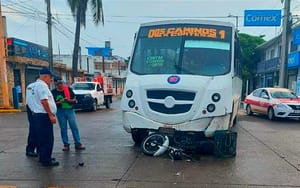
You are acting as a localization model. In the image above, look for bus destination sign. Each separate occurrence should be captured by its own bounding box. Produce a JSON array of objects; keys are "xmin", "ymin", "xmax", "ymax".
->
[{"xmin": 147, "ymin": 27, "xmax": 227, "ymax": 40}]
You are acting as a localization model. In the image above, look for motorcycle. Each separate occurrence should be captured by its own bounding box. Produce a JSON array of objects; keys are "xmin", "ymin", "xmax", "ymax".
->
[{"xmin": 141, "ymin": 133, "xmax": 191, "ymax": 160}]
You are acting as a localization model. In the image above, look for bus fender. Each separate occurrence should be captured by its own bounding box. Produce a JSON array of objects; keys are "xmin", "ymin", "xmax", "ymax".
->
[{"xmin": 204, "ymin": 114, "xmax": 231, "ymax": 137}]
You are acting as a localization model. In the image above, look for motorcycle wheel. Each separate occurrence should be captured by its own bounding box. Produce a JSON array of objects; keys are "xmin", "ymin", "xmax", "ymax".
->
[{"xmin": 141, "ymin": 133, "xmax": 166, "ymax": 156}]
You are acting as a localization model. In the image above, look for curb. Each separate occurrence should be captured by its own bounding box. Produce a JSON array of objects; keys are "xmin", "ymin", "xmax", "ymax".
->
[{"xmin": 0, "ymin": 109, "xmax": 22, "ymax": 113}]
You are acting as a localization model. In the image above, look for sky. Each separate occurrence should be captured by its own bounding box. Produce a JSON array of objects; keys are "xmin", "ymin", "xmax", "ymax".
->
[{"xmin": 2, "ymin": 0, "xmax": 300, "ymax": 58}]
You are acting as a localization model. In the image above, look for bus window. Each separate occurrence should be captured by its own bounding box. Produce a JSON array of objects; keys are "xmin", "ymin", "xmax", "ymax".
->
[
  {"xmin": 182, "ymin": 40, "xmax": 231, "ymax": 76},
  {"xmin": 131, "ymin": 37, "xmax": 181, "ymax": 75}
]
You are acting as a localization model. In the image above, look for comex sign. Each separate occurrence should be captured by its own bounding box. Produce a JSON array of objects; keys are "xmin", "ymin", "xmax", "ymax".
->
[{"xmin": 244, "ymin": 10, "xmax": 281, "ymax": 26}]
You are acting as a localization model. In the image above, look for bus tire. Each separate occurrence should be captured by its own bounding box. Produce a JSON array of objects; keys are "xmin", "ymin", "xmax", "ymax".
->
[
  {"xmin": 141, "ymin": 133, "xmax": 166, "ymax": 156},
  {"xmin": 131, "ymin": 129, "xmax": 148, "ymax": 144}
]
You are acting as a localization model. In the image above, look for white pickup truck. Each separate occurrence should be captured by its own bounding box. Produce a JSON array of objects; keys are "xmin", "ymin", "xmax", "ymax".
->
[{"xmin": 71, "ymin": 81, "xmax": 112, "ymax": 111}]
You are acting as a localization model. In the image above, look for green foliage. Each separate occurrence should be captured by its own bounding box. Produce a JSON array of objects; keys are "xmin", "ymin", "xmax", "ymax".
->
[
  {"xmin": 238, "ymin": 33, "xmax": 265, "ymax": 79},
  {"xmin": 66, "ymin": 0, "xmax": 104, "ymax": 81}
]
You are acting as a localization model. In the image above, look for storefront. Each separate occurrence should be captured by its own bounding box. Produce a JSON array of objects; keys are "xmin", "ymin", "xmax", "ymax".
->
[
  {"xmin": 287, "ymin": 51, "xmax": 300, "ymax": 95},
  {"xmin": 5, "ymin": 38, "xmax": 69, "ymax": 109}
]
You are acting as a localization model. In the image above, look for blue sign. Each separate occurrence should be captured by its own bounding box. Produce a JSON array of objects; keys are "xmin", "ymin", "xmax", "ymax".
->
[
  {"xmin": 7, "ymin": 38, "xmax": 48, "ymax": 61},
  {"xmin": 293, "ymin": 28, "xmax": 300, "ymax": 45},
  {"xmin": 297, "ymin": 77, "xmax": 300, "ymax": 96},
  {"xmin": 86, "ymin": 47, "xmax": 112, "ymax": 57},
  {"xmin": 244, "ymin": 10, "xmax": 281, "ymax": 26},
  {"xmin": 288, "ymin": 51, "xmax": 300, "ymax": 68}
]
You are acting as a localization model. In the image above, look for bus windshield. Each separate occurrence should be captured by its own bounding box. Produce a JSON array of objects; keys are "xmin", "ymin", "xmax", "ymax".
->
[{"xmin": 131, "ymin": 25, "xmax": 232, "ymax": 76}]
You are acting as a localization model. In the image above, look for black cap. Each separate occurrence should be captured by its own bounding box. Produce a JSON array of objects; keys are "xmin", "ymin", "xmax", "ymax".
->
[
  {"xmin": 54, "ymin": 78, "xmax": 63, "ymax": 84},
  {"xmin": 39, "ymin": 67, "xmax": 54, "ymax": 76}
]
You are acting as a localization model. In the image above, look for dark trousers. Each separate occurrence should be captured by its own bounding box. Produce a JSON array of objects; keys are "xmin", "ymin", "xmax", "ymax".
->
[
  {"xmin": 32, "ymin": 113, "xmax": 54, "ymax": 164},
  {"xmin": 26, "ymin": 105, "xmax": 38, "ymax": 153}
]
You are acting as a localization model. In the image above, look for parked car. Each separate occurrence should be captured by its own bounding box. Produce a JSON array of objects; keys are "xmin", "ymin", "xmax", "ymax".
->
[
  {"xmin": 244, "ymin": 87, "xmax": 300, "ymax": 120},
  {"xmin": 71, "ymin": 82, "xmax": 106, "ymax": 111}
]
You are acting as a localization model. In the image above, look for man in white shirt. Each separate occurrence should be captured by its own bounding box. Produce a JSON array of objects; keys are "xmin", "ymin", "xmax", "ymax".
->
[{"xmin": 26, "ymin": 67, "xmax": 59, "ymax": 167}]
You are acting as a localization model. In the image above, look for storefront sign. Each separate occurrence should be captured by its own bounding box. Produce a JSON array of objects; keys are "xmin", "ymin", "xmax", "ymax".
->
[
  {"xmin": 297, "ymin": 77, "xmax": 300, "ymax": 96},
  {"xmin": 7, "ymin": 38, "xmax": 48, "ymax": 61},
  {"xmin": 293, "ymin": 28, "xmax": 300, "ymax": 45},
  {"xmin": 244, "ymin": 10, "xmax": 281, "ymax": 26},
  {"xmin": 288, "ymin": 51, "xmax": 300, "ymax": 68}
]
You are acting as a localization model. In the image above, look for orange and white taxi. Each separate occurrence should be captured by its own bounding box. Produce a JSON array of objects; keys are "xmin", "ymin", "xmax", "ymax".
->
[{"xmin": 244, "ymin": 87, "xmax": 300, "ymax": 120}]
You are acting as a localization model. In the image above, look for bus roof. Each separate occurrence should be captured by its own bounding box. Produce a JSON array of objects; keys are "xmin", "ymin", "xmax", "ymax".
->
[{"xmin": 140, "ymin": 19, "xmax": 235, "ymax": 28}]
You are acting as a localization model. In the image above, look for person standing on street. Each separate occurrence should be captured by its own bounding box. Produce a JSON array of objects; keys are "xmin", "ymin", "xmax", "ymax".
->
[
  {"xmin": 25, "ymin": 79, "xmax": 39, "ymax": 157},
  {"xmin": 26, "ymin": 67, "xmax": 59, "ymax": 167},
  {"xmin": 52, "ymin": 79, "xmax": 85, "ymax": 151}
]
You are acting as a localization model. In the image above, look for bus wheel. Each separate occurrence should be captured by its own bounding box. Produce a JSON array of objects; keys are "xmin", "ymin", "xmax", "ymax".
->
[
  {"xmin": 267, "ymin": 107, "xmax": 275, "ymax": 121},
  {"xmin": 246, "ymin": 105, "xmax": 252, "ymax": 115},
  {"xmin": 141, "ymin": 133, "xmax": 166, "ymax": 156},
  {"xmin": 131, "ymin": 129, "xmax": 148, "ymax": 144}
]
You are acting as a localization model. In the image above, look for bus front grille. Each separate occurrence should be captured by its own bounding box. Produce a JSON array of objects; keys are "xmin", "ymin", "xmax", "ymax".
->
[{"xmin": 146, "ymin": 90, "xmax": 195, "ymax": 114}]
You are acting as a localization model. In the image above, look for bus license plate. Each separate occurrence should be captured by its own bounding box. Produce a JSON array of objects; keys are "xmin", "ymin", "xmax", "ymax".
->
[{"xmin": 159, "ymin": 127, "xmax": 175, "ymax": 135}]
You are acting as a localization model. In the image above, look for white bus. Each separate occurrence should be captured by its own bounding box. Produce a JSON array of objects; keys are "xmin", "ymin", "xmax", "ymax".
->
[{"xmin": 121, "ymin": 20, "xmax": 242, "ymax": 155}]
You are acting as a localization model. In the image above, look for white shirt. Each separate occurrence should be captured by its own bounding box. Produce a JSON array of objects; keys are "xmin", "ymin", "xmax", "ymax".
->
[
  {"xmin": 26, "ymin": 81, "xmax": 36, "ymax": 110},
  {"xmin": 26, "ymin": 79, "xmax": 57, "ymax": 114}
]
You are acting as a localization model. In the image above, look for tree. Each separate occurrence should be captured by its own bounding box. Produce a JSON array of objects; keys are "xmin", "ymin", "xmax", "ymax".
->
[
  {"xmin": 67, "ymin": 0, "xmax": 104, "ymax": 82},
  {"xmin": 238, "ymin": 33, "xmax": 265, "ymax": 97},
  {"xmin": 238, "ymin": 33, "xmax": 265, "ymax": 79}
]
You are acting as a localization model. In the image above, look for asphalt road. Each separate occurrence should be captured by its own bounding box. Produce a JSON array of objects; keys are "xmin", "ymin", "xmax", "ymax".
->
[{"xmin": 1, "ymin": 99, "xmax": 300, "ymax": 188}]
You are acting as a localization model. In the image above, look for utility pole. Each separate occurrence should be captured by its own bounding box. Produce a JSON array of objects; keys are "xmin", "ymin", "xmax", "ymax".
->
[
  {"xmin": 0, "ymin": 0, "xmax": 10, "ymax": 108},
  {"xmin": 79, "ymin": 46, "xmax": 82, "ymax": 69},
  {"xmin": 102, "ymin": 53, "xmax": 105, "ymax": 73},
  {"xmin": 46, "ymin": 0, "xmax": 53, "ymax": 73},
  {"xmin": 279, "ymin": 0, "xmax": 291, "ymax": 88}
]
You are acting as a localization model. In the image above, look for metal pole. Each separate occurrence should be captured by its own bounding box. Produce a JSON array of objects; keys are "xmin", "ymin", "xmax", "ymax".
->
[
  {"xmin": 102, "ymin": 55, "xmax": 105, "ymax": 73},
  {"xmin": 87, "ymin": 57, "xmax": 89, "ymax": 73},
  {"xmin": 235, "ymin": 16, "xmax": 239, "ymax": 31},
  {"xmin": 279, "ymin": 0, "xmax": 291, "ymax": 88},
  {"xmin": 46, "ymin": 0, "xmax": 53, "ymax": 73},
  {"xmin": 228, "ymin": 14, "xmax": 239, "ymax": 31},
  {"xmin": 118, "ymin": 61, "xmax": 120, "ymax": 75}
]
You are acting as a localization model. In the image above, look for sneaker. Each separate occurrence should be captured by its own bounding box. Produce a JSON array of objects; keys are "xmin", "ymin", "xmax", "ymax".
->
[
  {"xmin": 39, "ymin": 158, "xmax": 56, "ymax": 163},
  {"xmin": 75, "ymin": 144, "xmax": 85, "ymax": 150},
  {"xmin": 26, "ymin": 151, "xmax": 38, "ymax": 157},
  {"xmin": 62, "ymin": 144, "xmax": 70, "ymax": 151},
  {"xmin": 41, "ymin": 160, "xmax": 59, "ymax": 167}
]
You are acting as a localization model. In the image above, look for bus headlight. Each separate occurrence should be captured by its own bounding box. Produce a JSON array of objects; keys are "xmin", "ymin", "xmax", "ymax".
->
[
  {"xmin": 207, "ymin": 104, "xmax": 216, "ymax": 112},
  {"xmin": 128, "ymin": 99, "xmax": 136, "ymax": 108},
  {"xmin": 126, "ymin": 90, "xmax": 133, "ymax": 98},
  {"xmin": 212, "ymin": 93, "xmax": 221, "ymax": 102}
]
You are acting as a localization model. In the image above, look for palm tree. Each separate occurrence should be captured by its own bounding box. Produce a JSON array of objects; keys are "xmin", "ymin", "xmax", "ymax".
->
[{"xmin": 67, "ymin": 0, "xmax": 104, "ymax": 82}]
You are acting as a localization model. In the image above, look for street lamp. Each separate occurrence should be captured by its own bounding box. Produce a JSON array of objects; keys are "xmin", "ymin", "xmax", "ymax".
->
[{"xmin": 228, "ymin": 14, "xmax": 239, "ymax": 32}]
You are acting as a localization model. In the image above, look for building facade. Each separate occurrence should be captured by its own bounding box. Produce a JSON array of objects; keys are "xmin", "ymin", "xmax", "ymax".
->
[
  {"xmin": 4, "ymin": 37, "xmax": 71, "ymax": 109},
  {"xmin": 255, "ymin": 29, "xmax": 300, "ymax": 95},
  {"xmin": 53, "ymin": 54, "xmax": 127, "ymax": 96}
]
